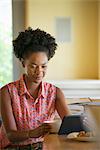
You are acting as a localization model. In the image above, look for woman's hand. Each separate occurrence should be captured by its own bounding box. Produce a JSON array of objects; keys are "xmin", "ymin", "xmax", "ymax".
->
[{"xmin": 29, "ymin": 123, "xmax": 52, "ymax": 138}]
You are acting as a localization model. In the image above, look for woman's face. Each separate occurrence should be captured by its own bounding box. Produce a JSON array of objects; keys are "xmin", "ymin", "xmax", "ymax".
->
[{"xmin": 23, "ymin": 52, "xmax": 48, "ymax": 83}]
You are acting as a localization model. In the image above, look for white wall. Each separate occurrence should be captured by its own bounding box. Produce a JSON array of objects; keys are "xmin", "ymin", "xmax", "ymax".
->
[{"xmin": 12, "ymin": 0, "xmax": 25, "ymax": 81}]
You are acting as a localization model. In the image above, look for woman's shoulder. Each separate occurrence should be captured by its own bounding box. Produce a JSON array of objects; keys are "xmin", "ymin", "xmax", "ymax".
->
[
  {"xmin": 43, "ymin": 82, "xmax": 57, "ymax": 95},
  {"xmin": 43, "ymin": 81, "xmax": 56, "ymax": 89},
  {"xmin": 0, "ymin": 80, "xmax": 19, "ymax": 91},
  {"xmin": 43, "ymin": 81, "xmax": 64, "ymax": 96}
]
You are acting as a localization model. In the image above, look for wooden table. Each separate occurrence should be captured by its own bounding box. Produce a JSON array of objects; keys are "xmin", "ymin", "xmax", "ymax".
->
[{"xmin": 43, "ymin": 134, "xmax": 100, "ymax": 150}]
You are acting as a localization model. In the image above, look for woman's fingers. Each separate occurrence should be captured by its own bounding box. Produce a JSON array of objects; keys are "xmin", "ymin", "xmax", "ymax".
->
[
  {"xmin": 30, "ymin": 123, "xmax": 52, "ymax": 138},
  {"xmin": 41, "ymin": 123, "xmax": 52, "ymax": 135},
  {"xmin": 33, "ymin": 123, "xmax": 52, "ymax": 138}
]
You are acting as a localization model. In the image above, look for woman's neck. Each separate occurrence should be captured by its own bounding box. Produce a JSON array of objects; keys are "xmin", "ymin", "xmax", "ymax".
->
[{"xmin": 23, "ymin": 74, "xmax": 41, "ymax": 97}]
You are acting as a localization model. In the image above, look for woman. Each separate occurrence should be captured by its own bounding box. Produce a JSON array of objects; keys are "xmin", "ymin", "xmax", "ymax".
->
[{"xmin": 0, "ymin": 28, "xmax": 70, "ymax": 149}]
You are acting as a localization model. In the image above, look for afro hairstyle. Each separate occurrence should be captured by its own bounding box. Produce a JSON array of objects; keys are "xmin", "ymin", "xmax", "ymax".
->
[{"xmin": 13, "ymin": 27, "xmax": 57, "ymax": 61}]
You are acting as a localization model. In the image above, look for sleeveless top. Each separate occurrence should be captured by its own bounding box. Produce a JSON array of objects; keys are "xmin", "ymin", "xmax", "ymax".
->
[{"xmin": 0, "ymin": 75, "xmax": 56, "ymax": 148}]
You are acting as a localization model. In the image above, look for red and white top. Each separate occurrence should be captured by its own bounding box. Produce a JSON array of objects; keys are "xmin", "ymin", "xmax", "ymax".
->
[{"xmin": 0, "ymin": 75, "xmax": 56, "ymax": 148}]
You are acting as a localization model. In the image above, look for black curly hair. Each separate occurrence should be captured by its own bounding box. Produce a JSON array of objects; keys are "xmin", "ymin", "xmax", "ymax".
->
[{"xmin": 13, "ymin": 27, "xmax": 57, "ymax": 61}]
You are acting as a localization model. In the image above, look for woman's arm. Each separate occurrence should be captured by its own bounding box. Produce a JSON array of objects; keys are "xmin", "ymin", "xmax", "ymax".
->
[
  {"xmin": 0, "ymin": 86, "xmax": 51, "ymax": 143},
  {"xmin": 55, "ymin": 87, "xmax": 71, "ymax": 120}
]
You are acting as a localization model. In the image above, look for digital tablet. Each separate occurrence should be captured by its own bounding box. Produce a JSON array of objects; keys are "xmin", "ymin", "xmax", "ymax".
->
[{"xmin": 58, "ymin": 115, "xmax": 90, "ymax": 135}]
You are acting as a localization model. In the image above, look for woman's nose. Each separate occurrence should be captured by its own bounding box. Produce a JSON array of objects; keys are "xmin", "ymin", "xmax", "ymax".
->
[{"xmin": 35, "ymin": 66, "xmax": 43, "ymax": 74}]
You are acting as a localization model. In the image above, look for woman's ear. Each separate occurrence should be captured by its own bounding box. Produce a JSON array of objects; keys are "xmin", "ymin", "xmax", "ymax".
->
[{"xmin": 21, "ymin": 58, "xmax": 25, "ymax": 68}]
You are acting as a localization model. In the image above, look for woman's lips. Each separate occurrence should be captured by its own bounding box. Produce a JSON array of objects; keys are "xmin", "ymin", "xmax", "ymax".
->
[
  {"xmin": 35, "ymin": 76, "xmax": 42, "ymax": 80},
  {"xmin": 31, "ymin": 75, "xmax": 43, "ymax": 80}
]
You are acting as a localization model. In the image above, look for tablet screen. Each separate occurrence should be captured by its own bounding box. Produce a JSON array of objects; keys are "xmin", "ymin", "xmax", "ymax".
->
[{"xmin": 58, "ymin": 115, "xmax": 90, "ymax": 135}]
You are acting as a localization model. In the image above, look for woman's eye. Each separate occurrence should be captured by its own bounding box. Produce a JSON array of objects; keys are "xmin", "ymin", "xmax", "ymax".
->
[
  {"xmin": 30, "ymin": 65, "xmax": 36, "ymax": 68},
  {"xmin": 42, "ymin": 66, "xmax": 47, "ymax": 69}
]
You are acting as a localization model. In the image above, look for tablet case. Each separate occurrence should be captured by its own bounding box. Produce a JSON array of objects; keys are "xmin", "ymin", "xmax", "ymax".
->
[{"xmin": 58, "ymin": 115, "xmax": 90, "ymax": 135}]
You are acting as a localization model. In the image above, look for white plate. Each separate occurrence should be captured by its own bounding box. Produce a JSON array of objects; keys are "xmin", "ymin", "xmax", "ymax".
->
[
  {"xmin": 67, "ymin": 132, "xmax": 96, "ymax": 142},
  {"xmin": 71, "ymin": 137, "xmax": 96, "ymax": 142}
]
